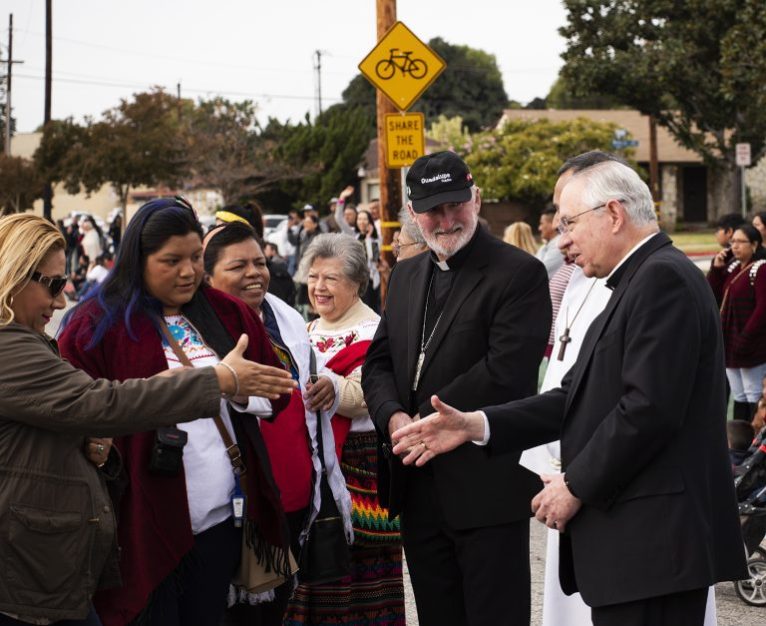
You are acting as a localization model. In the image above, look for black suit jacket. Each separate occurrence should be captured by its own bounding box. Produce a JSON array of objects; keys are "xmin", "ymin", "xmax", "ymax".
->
[
  {"xmin": 362, "ymin": 227, "xmax": 551, "ymax": 528},
  {"xmin": 484, "ymin": 233, "xmax": 746, "ymax": 606}
]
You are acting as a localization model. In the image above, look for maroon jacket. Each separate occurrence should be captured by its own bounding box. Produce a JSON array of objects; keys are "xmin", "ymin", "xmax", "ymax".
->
[
  {"xmin": 59, "ymin": 286, "xmax": 290, "ymax": 626},
  {"xmin": 708, "ymin": 258, "xmax": 766, "ymax": 368}
]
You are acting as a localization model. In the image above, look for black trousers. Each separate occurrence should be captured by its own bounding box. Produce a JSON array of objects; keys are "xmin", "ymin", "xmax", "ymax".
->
[
  {"xmin": 591, "ymin": 587, "xmax": 708, "ymax": 626},
  {"xmin": 131, "ymin": 519, "xmax": 242, "ymax": 626},
  {"xmin": 401, "ymin": 470, "xmax": 531, "ymax": 626}
]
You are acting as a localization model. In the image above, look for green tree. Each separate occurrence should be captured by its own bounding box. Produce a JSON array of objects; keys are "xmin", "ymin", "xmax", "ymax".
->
[
  {"xmin": 35, "ymin": 88, "xmax": 188, "ymax": 214},
  {"xmin": 545, "ymin": 75, "xmax": 622, "ymax": 110},
  {"xmin": 187, "ymin": 97, "xmax": 309, "ymax": 205},
  {"xmin": 341, "ymin": 37, "xmax": 508, "ymax": 133},
  {"xmin": 466, "ymin": 117, "xmax": 628, "ymax": 207},
  {"xmin": 559, "ymin": 0, "xmax": 766, "ymax": 217},
  {"xmin": 0, "ymin": 154, "xmax": 43, "ymax": 214},
  {"xmin": 275, "ymin": 104, "xmax": 376, "ymax": 210},
  {"xmin": 427, "ymin": 115, "xmax": 471, "ymax": 156}
]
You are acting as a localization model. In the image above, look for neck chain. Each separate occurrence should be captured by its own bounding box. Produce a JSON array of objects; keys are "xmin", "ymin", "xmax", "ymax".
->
[
  {"xmin": 412, "ymin": 271, "xmax": 444, "ymax": 390},
  {"xmin": 557, "ymin": 279, "xmax": 598, "ymax": 361}
]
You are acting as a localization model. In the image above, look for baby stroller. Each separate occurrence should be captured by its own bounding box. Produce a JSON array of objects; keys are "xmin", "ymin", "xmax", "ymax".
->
[{"xmin": 733, "ymin": 427, "xmax": 766, "ymax": 606}]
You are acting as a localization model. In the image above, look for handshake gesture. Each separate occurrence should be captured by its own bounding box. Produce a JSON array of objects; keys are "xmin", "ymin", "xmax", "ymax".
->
[{"xmin": 391, "ymin": 395, "xmax": 486, "ymax": 465}]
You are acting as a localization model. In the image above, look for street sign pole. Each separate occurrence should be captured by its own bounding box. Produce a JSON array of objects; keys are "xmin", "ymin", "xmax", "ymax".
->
[
  {"xmin": 376, "ymin": 0, "xmax": 399, "ymax": 306},
  {"xmin": 741, "ymin": 166, "xmax": 747, "ymax": 219},
  {"xmin": 735, "ymin": 143, "xmax": 752, "ymax": 219}
]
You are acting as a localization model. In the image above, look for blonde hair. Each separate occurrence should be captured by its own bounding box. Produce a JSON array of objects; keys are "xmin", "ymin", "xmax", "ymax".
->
[
  {"xmin": 503, "ymin": 221, "xmax": 538, "ymax": 255},
  {"xmin": 0, "ymin": 213, "xmax": 66, "ymax": 326}
]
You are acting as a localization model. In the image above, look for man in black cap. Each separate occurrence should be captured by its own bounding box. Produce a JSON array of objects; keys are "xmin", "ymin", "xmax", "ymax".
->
[{"xmin": 362, "ymin": 151, "xmax": 551, "ymax": 625}]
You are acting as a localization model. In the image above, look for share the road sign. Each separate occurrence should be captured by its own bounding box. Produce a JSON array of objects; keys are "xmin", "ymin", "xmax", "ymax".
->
[
  {"xmin": 359, "ymin": 21, "xmax": 446, "ymax": 111},
  {"xmin": 384, "ymin": 112, "xmax": 425, "ymax": 168}
]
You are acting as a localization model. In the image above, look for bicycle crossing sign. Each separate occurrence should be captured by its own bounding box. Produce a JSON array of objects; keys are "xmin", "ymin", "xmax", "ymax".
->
[{"xmin": 358, "ymin": 21, "xmax": 446, "ymax": 111}]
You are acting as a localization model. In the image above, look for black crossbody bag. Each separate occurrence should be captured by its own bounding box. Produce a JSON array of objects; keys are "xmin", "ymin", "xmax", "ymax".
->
[{"xmin": 297, "ymin": 349, "xmax": 351, "ymax": 584}]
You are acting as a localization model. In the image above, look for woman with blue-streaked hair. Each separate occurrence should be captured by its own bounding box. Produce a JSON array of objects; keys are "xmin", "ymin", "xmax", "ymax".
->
[{"xmin": 59, "ymin": 198, "xmax": 296, "ymax": 626}]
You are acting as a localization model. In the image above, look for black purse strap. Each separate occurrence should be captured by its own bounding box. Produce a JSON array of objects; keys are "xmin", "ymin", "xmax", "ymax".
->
[{"xmin": 308, "ymin": 347, "xmax": 327, "ymax": 472}]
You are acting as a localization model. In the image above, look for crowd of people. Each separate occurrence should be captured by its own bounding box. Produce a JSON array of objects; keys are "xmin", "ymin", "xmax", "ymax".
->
[{"xmin": 0, "ymin": 149, "xmax": 758, "ymax": 626}]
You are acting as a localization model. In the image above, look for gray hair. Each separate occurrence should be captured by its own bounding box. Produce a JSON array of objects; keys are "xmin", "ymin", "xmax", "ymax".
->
[
  {"xmin": 398, "ymin": 206, "xmax": 426, "ymax": 244},
  {"xmin": 297, "ymin": 233, "xmax": 370, "ymax": 296},
  {"xmin": 573, "ymin": 161, "xmax": 656, "ymax": 226}
]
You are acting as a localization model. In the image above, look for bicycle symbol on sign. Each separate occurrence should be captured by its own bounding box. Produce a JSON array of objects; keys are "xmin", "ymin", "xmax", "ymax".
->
[{"xmin": 375, "ymin": 48, "xmax": 428, "ymax": 80}]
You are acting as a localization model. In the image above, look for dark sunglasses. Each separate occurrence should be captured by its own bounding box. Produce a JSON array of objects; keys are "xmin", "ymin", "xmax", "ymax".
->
[{"xmin": 30, "ymin": 271, "xmax": 68, "ymax": 297}]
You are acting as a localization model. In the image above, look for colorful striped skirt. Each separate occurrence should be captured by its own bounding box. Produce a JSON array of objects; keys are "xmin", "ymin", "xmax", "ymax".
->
[{"xmin": 284, "ymin": 431, "xmax": 405, "ymax": 625}]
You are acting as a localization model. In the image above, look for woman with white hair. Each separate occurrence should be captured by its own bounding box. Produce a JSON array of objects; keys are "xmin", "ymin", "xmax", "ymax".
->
[{"xmin": 285, "ymin": 234, "xmax": 404, "ymax": 625}]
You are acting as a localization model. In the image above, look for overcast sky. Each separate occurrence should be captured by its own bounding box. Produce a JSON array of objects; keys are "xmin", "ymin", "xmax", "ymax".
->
[{"xmin": 4, "ymin": 0, "xmax": 568, "ymax": 133}]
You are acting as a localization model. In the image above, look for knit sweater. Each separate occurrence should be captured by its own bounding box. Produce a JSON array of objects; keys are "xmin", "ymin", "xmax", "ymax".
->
[{"xmin": 707, "ymin": 258, "xmax": 766, "ymax": 368}]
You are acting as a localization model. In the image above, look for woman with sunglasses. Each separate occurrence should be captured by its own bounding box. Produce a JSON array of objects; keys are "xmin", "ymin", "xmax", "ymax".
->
[
  {"xmin": 0, "ymin": 213, "xmax": 292, "ymax": 626},
  {"xmin": 58, "ymin": 199, "xmax": 297, "ymax": 626}
]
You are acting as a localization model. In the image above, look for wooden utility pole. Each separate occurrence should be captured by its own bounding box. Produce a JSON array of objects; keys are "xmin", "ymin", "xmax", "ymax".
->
[
  {"xmin": 4, "ymin": 15, "xmax": 24, "ymax": 156},
  {"xmin": 42, "ymin": 0, "xmax": 53, "ymax": 220},
  {"xmin": 376, "ymin": 0, "xmax": 400, "ymax": 263}
]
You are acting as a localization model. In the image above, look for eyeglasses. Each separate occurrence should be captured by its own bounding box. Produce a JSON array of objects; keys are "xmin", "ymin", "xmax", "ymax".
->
[
  {"xmin": 29, "ymin": 271, "xmax": 68, "ymax": 298},
  {"xmin": 730, "ymin": 238, "xmax": 753, "ymax": 245},
  {"xmin": 557, "ymin": 200, "xmax": 620, "ymax": 235},
  {"xmin": 392, "ymin": 241, "xmax": 421, "ymax": 258}
]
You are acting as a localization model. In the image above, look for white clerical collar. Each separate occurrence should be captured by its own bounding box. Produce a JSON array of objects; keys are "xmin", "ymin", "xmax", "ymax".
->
[
  {"xmin": 606, "ymin": 232, "xmax": 659, "ymax": 281},
  {"xmin": 435, "ymin": 259, "xmax": 450, "ymax": 271}
]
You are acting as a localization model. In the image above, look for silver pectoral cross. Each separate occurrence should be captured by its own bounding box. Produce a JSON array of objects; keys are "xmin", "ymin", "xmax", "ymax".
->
[{"xmin": 412, "ymin": 351, "xmax": 425, "ymax": 391}]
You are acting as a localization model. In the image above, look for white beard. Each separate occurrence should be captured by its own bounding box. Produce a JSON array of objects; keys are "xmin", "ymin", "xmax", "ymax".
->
[{"xmin": 420, "ymin": 213, "xmax": 478, "ymax": 259}]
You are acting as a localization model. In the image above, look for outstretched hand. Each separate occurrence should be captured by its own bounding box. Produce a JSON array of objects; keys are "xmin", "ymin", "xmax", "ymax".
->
[
  {"xmin": 391, "ymin": 395, "xmax": 486, "ymax": 466},
  {"xmin": 219, "ymin": 334, "xmax": 297, "ymax": 399}
]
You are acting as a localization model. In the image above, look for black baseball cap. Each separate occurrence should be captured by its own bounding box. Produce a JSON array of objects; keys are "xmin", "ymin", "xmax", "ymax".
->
[{"xmin": 406, "ymin": 151, "xmax": 474, "ymax": 213}]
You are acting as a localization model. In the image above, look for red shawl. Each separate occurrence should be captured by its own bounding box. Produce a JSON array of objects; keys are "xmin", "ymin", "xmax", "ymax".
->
[
  {"xmin": 58, "ymin": 287, "xmax": 290, "ymax": 626},
  {"xmin": 324, "ymin": 340, "xmax": 372, "ymax": 460}
]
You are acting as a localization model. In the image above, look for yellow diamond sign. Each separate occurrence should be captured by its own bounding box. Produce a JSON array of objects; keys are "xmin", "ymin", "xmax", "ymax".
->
[{"xmin": 359, "ymin": 21, "xmax": 446, "ymax": 112}]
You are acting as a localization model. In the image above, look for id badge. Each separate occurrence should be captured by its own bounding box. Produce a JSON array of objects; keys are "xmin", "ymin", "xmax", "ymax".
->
[{"xmin": 232, "ymin": 474, "xmax": 245, "ymax": 528}]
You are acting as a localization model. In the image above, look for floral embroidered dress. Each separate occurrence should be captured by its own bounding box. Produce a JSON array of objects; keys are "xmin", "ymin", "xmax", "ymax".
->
[{"xmin": 285, "ymin": 298, "xmax": 404, "ymax": 626}]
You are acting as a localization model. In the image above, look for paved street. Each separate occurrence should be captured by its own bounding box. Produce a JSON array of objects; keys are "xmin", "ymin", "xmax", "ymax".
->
[{"xmin": 404, "ymin": 520, "xmax": 764, "ymax": 624}]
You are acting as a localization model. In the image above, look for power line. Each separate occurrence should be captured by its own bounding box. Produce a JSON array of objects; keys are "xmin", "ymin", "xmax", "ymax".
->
[{"xmin": 13, "ymin": 72, "xmax": 343, "ymax": 104}]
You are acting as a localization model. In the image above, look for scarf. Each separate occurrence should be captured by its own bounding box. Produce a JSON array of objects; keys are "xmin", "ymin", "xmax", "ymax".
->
[{"xmin": 58, "ymin": 286, "xmax": 291, "ymax": 626}]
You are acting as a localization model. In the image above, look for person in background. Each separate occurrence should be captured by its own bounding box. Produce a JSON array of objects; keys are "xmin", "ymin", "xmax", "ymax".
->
[
  {"xmin": 727, "ymin": 420, "xmax": 755, "ymax": 467},
  {"xmin": 263, "ymin": 242, "xmax": 296, "ymax": 306},
  {"xmin": 503, "ymin": 221, "xmax": 538, "ymax": 255},
  {"xmin": 369, "ymin": 200, "xmax": 382, "ymax": 236},
  {"xmin": 286, "ymin": 233, "xmax": 404, "ymax": 626},
  {"xmin": 536, "ymin": 206, "xmax": 564, "ymax": 278},
  {"xmin": 59, "ymin": 198, "xmax": 296, "ymax": 626},
  {"xmin": 0, "ymin": 213, "xmax": 281, "ymax": 626},
  {"xmin": 68, "ymin": 254, "xmax": 91, "ymax": 300},
  {"xmin": 752, "ymin": 211, "xmax": 766, "ymax": 240},
  {"xmin": 393, "ymin": 205, "xmax": 428, "ymax": 261},
  {"xmin": 109, "ymin": 215, "xmax": 122, "ymax": 253},
  {"xmin": 708, "ymin": 224, "xmax": 766, "ymax": 422},
  {"xmin": 334, "ymin": 186, "xmax": 358, "ymax": 236},
  {"xmin": 216, "ymin": 204, "xmax": 265, "ymax": 240},
  {"xmin": 65, "ymin": 217, "xmax": 81, "ymax": 275},
  {"xmin": 322, "ymin": 197, "xmax": 342, "ymax": 233},
  {"xmin": 290, "ymin": 213, "xmax": 322, "ymax": 318},
  {"xmin": 356, "ymin": 209, "xmax": 381, "ymax": 313},
  {"xmin": 713, "ymin": 213, "xmax": 746, "ymax": 269},
  {"xmin": 80, "ymin": 217, "xmax": 103, "ymax": 269},
  {"xmin": 204, "ymin": 222, "xmax": 347, "ymax": 626}
]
